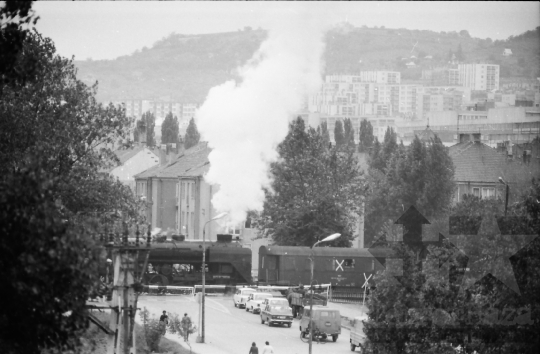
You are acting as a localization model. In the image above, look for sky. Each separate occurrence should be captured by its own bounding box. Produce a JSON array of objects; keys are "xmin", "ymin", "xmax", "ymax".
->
[{"xmin": 32, "ymin": 1, "xmax": 540, "ymax": 61}]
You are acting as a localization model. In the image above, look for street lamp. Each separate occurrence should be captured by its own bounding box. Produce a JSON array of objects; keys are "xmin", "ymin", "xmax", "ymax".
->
[
  {"xmin": 196, "ymin": 212, "xmax": 228, "ymax": 344},
  {"xmin": 308, "ymin": 233, "xmax": 341, "ymax": 354},
  {"xmin": 499, "ymin": 177, "xmax": 509, "ymax": 216}
]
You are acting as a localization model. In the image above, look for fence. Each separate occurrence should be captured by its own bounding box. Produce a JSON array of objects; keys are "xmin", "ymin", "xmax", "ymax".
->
[{"xmin": 328, "ymin": 286, "xmax": 369, "ymax": 304}]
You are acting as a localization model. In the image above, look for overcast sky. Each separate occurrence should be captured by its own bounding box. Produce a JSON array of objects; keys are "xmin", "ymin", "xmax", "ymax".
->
[{"xmin": 33, "ymin": 1, "xmax": 540, "ymax": 61}]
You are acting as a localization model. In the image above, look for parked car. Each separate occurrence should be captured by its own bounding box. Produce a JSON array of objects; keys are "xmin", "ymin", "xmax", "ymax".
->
[
  {"xmin": 260, "ymin": 298, "xmax": 293, "ymax": 327},
  {"xmin": 233, "ymin": 287, "xmax": 256, "ymax": 309},
  {"xmin": 350, "ymin": 315, "xmax": 367, "ymax": 351},
  {"xmin": 299, "ymin": 306, "xmax": 341, "ymax": 342},
  {"xmin": 246, "ymin": 292, "xmax": 273, "ymax": 314}
]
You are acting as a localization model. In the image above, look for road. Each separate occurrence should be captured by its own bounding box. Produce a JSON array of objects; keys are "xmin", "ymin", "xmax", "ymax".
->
[{"xmin": 138, "ymin": 294, "xmax": 356, "ymax": 354}]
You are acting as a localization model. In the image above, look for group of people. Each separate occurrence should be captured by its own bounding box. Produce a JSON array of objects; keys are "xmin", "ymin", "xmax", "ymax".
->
[
  {"xmin": 159, "ymin": 310, "xmax": 193, "ymax": 342},
  {"xmin": 249, "ymin": 341, "xmax": 274, "ymax": 354}
]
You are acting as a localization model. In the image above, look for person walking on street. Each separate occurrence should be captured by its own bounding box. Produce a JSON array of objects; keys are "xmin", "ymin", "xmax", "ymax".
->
[
  {"xmin": 158, "ymin": 311, "xmax": 168, "ymax": 335},
  {"xmin": 262, "ymin": 341, "xmax": 274, "ymax": 354},
  {"xmin": 249, "ymin": 342, "xmax": 259, "ymax": 354},
  {"xmin": 181, "ymin": 313, "xmax": 192, "ymax": 342}
]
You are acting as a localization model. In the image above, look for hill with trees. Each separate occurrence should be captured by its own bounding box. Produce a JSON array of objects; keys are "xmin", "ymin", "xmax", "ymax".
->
[{"xmin": 74, "ymin": 26, "xmax": 540, "ymax": 103}]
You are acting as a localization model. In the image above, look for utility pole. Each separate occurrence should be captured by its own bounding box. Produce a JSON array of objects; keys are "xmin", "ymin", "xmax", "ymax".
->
[{"xmin": 98, "ymin": 223, "xmax": 152, "ymax": 354}]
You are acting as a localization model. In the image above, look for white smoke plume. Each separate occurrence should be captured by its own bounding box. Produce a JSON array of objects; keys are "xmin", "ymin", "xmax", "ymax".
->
[{"xmin": 197, "ymin": 5, "xmax": 329, "ymax": 225}]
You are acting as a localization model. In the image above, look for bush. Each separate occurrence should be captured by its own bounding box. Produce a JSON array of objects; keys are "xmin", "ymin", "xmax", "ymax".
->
[{"xmin": 139, "ymin": 308, "xmax": 164, "ymax": 352}]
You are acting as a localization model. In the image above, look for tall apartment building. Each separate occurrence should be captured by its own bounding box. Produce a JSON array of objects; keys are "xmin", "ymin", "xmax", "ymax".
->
[{"xmin": 458, "ymin": 64, "xmax": 500, "ymax": 91}]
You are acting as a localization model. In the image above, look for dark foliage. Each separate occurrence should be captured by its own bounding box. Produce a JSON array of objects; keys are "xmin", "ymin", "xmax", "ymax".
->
[
  {"xmin": 0, "ymin": 1, "xmax": 39, "ymax": 88},
  {"xmin": 259, "ymin": 117, "xmax": 366, "ymax": 247},
  {"xmin": 161, "ymin": 112, "xmax": 180, "ymax": 145},
  {"xmin": 184, "ymin": 117, "xmax": 200, "ymax": 149}
]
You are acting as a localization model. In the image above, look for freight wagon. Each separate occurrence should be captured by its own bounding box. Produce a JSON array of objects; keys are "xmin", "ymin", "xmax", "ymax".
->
[{"xmin": 258, "ymin": 246, "xmax": 390, "ymax": 287}]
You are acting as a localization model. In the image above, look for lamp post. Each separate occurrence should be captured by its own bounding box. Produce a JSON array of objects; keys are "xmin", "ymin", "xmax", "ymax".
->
[
  {"xmin": 196, "ymin": 212, "xmax": 228, "ymax": 344},
  {"xmin": 308, "ymin": 233, "xmax": 341, "ymax": 354},
  {"xmin": 499, "ymin": 177, "xmax": 509, "ymax": 216}
]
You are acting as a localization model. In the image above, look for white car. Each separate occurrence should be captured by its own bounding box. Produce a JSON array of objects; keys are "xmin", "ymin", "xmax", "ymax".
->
[
  {"xmin": 245, "ymin": 292, "xmax": 273, "ymax": 314},
  {"xmin": 233, "ymin": 288, "xmax": 256, "ymax": 309}
]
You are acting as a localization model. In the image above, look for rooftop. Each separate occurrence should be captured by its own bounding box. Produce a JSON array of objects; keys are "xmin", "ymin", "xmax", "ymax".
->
[
  {"xmin": 449, "ymin": 141, "xmax": 508, "ymax": 183},
  {"xmin": 135, "ymin": 142, "xmax": 210, "ymax": 179}
]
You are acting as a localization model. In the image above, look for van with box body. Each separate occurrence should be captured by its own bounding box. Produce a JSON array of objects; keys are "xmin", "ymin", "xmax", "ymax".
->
[{"xmin": 299, "ymin": 306, "xmax": 341, "ymax": 342}]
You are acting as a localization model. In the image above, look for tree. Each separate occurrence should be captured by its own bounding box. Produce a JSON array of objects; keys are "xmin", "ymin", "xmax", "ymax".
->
[
  {"xmin": 365, "ymin": 135, "xmax": 455, "ymax": 245},
  {"xmin": 334, "ymin": 119, "xmax": 345, "ymax": 146},
  {"xmin": 459, "ymin": 29, "xmax": 470, "ymax": 38},
  {"xmin": 0, "ymin": 1, "xmax": 39, "ymax": 87},
  {"xmin": 258, "ymin": 117, "xmax": 366, "ymax": 247},
  {"xmin": 184, "ymin": 117, "xmax": 200, "ymax": 149},
  {"xmin": 364, "ymin": 186, "xmax": 539, "ymax": 353},
  {"xmin": 319, "ymin": 121, "xmax": 330, "ymax": 147},
  {"xmin": 136, "ymin": 111, "xmax": 155, "ymax": 147},
  {"xmin": 343, "ymin": 118, "xmax": 356, "ymax": 148},
  {"xmin": 358, "ymin": 119, "xmax": 374, "ymax": 153},
  {"xmin": 0, "ymin": 30, "xmax": 141, "ymax": 353},
  {"xmin": 161, "ymin": 112, "xmax": 179, "ymax": 145}
]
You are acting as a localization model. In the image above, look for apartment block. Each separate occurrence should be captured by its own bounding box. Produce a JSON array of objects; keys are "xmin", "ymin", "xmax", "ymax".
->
[{"xmin": 458, "ymin": 64, "xmax": 500, "ymax": 91}]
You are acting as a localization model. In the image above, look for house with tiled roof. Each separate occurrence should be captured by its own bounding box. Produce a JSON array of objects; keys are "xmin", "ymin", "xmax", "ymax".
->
[
  {"xmin": 134, "ymin": 142, "xmax": 232, "ymax": 242},
  {"xmin": 109, "ymin": 146, "xmax": 160, "ymax": 190},
  {"xmin": 449, "ymin": 133, "xmax": 536, "ymax": 204}
]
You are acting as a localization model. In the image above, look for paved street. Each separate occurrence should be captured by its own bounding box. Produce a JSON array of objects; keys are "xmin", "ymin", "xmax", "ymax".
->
[{"xmin": 138, "ymin": 294, "xmax": 361, "ymax": 354}]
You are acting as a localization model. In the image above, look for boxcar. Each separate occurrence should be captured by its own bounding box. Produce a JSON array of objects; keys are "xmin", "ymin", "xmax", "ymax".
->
[
  {"xmin": 258, "ymin": 246, "xmax": 390, "ymax": 287},
  {"xmin": 141, "ymin": 238, "xmax": 252, "ymax": 286}
]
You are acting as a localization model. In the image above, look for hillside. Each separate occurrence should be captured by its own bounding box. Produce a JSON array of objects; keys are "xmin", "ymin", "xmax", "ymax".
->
[{"xmin": 74, "ymin": 26, "xmax": 540, "ymax": 103}]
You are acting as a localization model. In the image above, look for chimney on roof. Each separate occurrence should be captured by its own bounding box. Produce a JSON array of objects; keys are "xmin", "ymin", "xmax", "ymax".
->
[
  {"xmin": 160, "ymin": 147, "xmax": 168, "ymax": 166},
  {"xmin": 459, "ymin": 133, "xmax": 470, "ymax": 143}
]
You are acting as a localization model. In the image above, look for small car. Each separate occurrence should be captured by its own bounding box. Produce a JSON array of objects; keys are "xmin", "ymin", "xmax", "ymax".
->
[
  {"xmin": 299, "ymin": 306, "xmax": 341, "ymax": 342},
  {"xmin": 260, "ymin": 298, "xmax": 293, "ymax": 327},
  {"xmin": 233, "ymin": 287, "xmax": 256, "ymax": 309},
  {"xmin": 245, "ymin": 292, "xmax": 273, "ymax": 314}
]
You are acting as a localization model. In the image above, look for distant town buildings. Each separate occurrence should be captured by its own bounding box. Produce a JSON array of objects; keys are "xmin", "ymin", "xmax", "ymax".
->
[
  {"xmin": 306, "ymin": 68, "xmax": 540, "ymax": 148},
  {"xmin": 107, "ymin": 99, "xmax": 201, "ymax": 145}
]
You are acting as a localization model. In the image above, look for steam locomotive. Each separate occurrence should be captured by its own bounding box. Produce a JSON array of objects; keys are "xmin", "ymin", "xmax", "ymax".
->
[
  {"xmin": 141, "ymin": 234, "xmax": 252, "ymax": 286},
  {"xmin": 258, "ymin": 245, "xmax": 391, "ymax": 287}
]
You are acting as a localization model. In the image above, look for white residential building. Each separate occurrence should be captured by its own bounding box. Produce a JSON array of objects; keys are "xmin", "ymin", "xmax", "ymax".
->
[{"xmin": 458, "ymin": 64, "xmax": 500, "ymax": 91}]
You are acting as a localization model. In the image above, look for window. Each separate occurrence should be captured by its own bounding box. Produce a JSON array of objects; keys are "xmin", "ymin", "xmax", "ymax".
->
[
  {"xmin": 319, "ymin": 311, "xmax": 337, "ymax": 318},
  {"xmin": 473, "ymin": 188, "xmax": 480, "ymax": 197},
  {"xmin": 226, "ymin": 223, "xmax": 241, "ymax": 236},
  {"xmin": 344, "ymin": 259, "xmax": 355, "ymax": 269},
  {"xmin": 482, "ymin": 187, "xmax": 495, "ymax": 199},
  {"xmin": 191, "ymin": 183, "xmax": 195, "ymax": 199}
]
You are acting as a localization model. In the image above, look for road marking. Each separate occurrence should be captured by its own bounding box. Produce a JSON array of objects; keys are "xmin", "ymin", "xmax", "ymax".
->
[{"xmin": 204, "ymin": 297, "xmax": 231, "ymax": 315}]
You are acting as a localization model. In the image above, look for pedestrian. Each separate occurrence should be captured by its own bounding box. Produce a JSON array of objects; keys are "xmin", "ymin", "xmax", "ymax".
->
[
  {"xmin": 181, "ymin": 312, "xmax": 192, "ymax": 342},
  {"xmin": 248, "ymin": 342, "xmax": 258, "ymax": 354},
  {"xmin": 158, "ymin": 310, "xmax": 168, "ymax": 335},
  {"xmin": 262, "ymin": 341, "xmax": 274, "ymax": 354}
]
